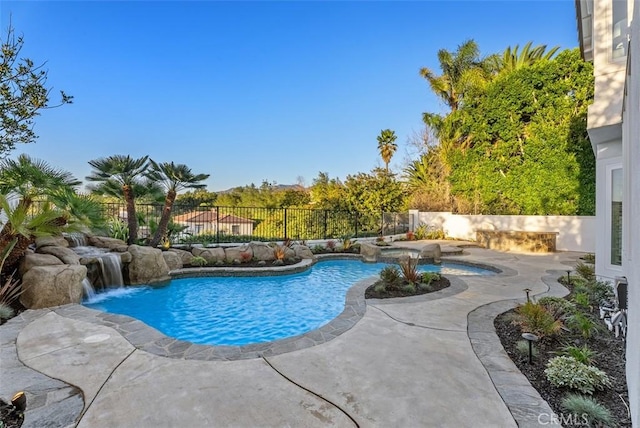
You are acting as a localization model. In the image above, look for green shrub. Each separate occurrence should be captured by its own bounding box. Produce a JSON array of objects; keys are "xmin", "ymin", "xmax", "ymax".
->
[
  {"xmin": 566, "ymin": 312, "xmax": 603, "ymax": 339},
  {"xmin": 373, "ymin": 283, "xmax": 387, "ymax": 293},
  {"xmin": 572, "ymin": 292, "xmax": 591, "ymax": 310},
  {"xmin": 107, "ymin": 216, "xmax": 129, "ymax": 242},
  {"xmin": 513, "ymin": 301, "xmax": 563, "ymax": 338},
  {"xmin": 401, "ymin": 283, "xmax": 417, "ymax": 293},
  {"xmin": 421, "ymin": 272, "xmax": 440, "ymax": 285},
  {"xmin": 418, "ymin": 282, "xmax": 433, "ymax": 291},
  {"xmin": 379, "ymin": 266, "xmax": 401, "ymax": 287},
  {"xmin": 311, "ymin": 245, "xmax": 325, "ymax": 254},
  {"xmin": 560, "ymin": 344, "xmax": 596, "ymax": 365},
  {"xmin": 544, "ymin": 356, "xmax": 611, "ymax": 394},
  {"xmin": 537, "ymin": 296, "xmax": 575, "ymax": 319},
  {"xmin": 515, "ymin": 340, "xmax": 538, "ymax": 358},
  {"xmin": 0, "ymin": 302, "xmax": 15, "ymax": 320},
  {"xmin": 584, "ymin": 280, "xmax": 614, "ymax": 306},
  {"xmin": 190, "ymin": 256, "xmax": 208, "ymax": 267},
  {"xmin": 414, "ymin": 224, "xmax": 446, "ymax": 240},
  {"xmin": 575, "ymin": 261, "xmax": 595, "ymax": 281},
  {"xmin": 561, "ymin": 393, "xmax": 613, "ymax": 427},
  {"xmin": 582, "ymin": 253, "xmax": 595, "ymax": 264}
]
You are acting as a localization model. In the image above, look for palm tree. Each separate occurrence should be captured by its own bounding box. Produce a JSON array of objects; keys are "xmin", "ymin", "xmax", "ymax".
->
[
  {"xmin": 0, "ymin": 154, "xmax": 80, "ymax": 209},
  {"xmin": 86, "ymin": 155, "xmax": 149, "ymax": 244},
  {"xmin": 377, "ymin": 129, "xmax": 398, "ymax": 172},
  {"xmin": 419, "ymin": 39, "xmax": 488, "ymax": 113},
  {"xmin": 0, "ymin": 194, "xmax": 69, "ymax": 275},
  {"xmin": 489, "ymin": 42, "xmax": 560, "ymax": 74},
  {"xmin": 144, "ymin": 160, "xmax": 209, "ymax": 248}
]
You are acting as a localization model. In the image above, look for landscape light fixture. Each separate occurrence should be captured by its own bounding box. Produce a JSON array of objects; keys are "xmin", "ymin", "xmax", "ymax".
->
[
  {"xmin": 521, "ymin": 333, "xmax": 539, "ymax": 364},
  {"xmin": 524, "ymin": 288, "xmax": 532, "ymax": 303},
  {"xmin": 566, "ymin": 270, "xmax": 572, "ymax": 286}
]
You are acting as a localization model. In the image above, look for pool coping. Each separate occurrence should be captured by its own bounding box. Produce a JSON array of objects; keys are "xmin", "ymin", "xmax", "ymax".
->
[
  {"xmin": 2, "ymin": 250, "xmax": 548, "ymax": 428},
  {"xmin": 48, "ymin": 255, "xmax": 502, "ymax": 362}
]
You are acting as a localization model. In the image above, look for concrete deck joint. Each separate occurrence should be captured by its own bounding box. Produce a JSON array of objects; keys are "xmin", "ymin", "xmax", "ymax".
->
[{"xmin": 262, "ymin": 356, "xmax": 360, "ymax": 428}]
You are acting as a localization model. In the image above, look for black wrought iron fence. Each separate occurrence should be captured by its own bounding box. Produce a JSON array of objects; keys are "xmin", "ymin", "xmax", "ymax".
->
[
  {"xmin": 16, "ymin": 200, "xmax": 404, "ymax": 244},
  {"xmin": 381, "ymin": 212, "xmax": 410, "ymax": 236},
  {"xmin": 102, "ymin": 203, "xmax": 381, "ymax": 244}
]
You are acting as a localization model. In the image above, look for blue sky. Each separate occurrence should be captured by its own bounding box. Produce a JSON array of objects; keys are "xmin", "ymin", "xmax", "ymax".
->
[{"xmin": 1, "ymin": 1, "xmax": 579, "ymax": 192}]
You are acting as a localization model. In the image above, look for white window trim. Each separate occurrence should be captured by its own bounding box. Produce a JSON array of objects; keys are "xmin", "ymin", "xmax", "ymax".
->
[{"xmin": 605, "ymin": 162, "xmax": 624, "ymax": 271}]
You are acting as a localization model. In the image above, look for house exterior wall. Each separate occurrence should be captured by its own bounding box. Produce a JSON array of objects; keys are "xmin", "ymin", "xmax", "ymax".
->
[
  {"xmin": 622, "ymin": 0, "xmax": 639, "ymax": 423},
  {"xmin": 411, "ymin": 211, "xmax": 595, "ymax": 252},
  {"xmin": 176, "ymin": 221, "xmax": 254, "ymax": 236},
  {"xmin": 580, "ymin": 0, "xmax": 638, "ymax": 424}
]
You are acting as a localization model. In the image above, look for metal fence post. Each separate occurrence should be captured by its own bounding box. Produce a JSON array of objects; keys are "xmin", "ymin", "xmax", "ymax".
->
[
  {"xmin": 284, "ymin": 208, "xmax": 288, "ymax": 240},
  {"xmin": 323, "ymin": 210, "xmax": 328, "ymax": 239},
  {"xmin": 216, "ymin": 207, "xmax": 220, "ymax": 244}
]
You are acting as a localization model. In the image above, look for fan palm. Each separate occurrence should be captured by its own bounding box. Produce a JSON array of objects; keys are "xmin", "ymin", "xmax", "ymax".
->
[
  {"xmin": 0, "ymin": 154, "xmax": 80, "ymax": 208},
  {"xmin": 144, "ymin": 161, "xmax": 209, "ymax": 247},
  {"xmin": 0, "ymin": 194, "xmax": 68, "ymax": 275},
  {"xmin": 377, "ymin": 129, "xmax": 398, "ymax": 172},
  {"xmin": 86, "ymin": 155, "xmax": 149, "ymax": 244}
]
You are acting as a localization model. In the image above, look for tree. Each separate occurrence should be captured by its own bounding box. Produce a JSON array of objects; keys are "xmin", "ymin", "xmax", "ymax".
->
[
  {"xmin": 376, "ymin": 129, "xmax": 398, "ymax": 172},
  {"xmin": 0, "ymin": 156, "xmax": 103, "ymax": 276},
  {"xmin": 419, "ymin": 39, "xmax": 488, "ymax": 114},
  {"xmin": 144, "ymin": 161, "xmax": 209, "ymax": 247},
  {"xmin": 86, "ymin": 155, "xmax": 149, "ymax": 244},
  {"xmin": 0, "ymin": 154, "xmax": 80, "ymax": 209},
  {"xmin": 343, "ymin": 168, "xmax": 408, "ymax": 232},
  {"xmin": 175, "ymin": 189, "xmax": 217, "ymax": 207},
  {"xmin": 0, "ymin": 22, "xmax": 73, "ymax": 158},
  {"xmin": 443, "ymin": 49, "xmax": 595, "ymax": 215},
  {"xmin": 489, "ymin": 42, "xmax": 560, "ymax": 74}
]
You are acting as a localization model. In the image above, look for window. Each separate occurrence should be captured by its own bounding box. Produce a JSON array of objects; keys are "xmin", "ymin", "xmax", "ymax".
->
[
  {"xmin": 612, "ymin": 0, "xmax": 628, "ymax": 60},
  {"xmin": 611, "ymin": 168, "xmax": 623, "ymax": 265},
  {"xmin": 232, "ymin": 225, "xmax": 240, "ymax": 235}
]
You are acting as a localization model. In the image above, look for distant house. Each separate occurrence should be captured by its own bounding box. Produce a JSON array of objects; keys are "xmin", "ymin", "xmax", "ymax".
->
[{"xmin": 173, "ymin": 209, "xmax": 254, "ymax": 236}]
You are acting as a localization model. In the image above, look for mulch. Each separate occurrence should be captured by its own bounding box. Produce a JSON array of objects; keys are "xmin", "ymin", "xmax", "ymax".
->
[
  {"xmin": 494, "ymin": 310, "xmax": 631, "ymax": 426},
  {"xmin": 0, "ymin": 398, "xmax": 23, "ymax": 428},
  {"xmin": 364, "ymin": 276, "xmax": 450, "ymax": 299}
]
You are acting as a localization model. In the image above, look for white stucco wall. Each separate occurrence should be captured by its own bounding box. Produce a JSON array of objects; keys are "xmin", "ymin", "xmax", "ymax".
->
[
  {"xmin": 412, "ymin": 212, "xmax": 595, "ymax": 252},
  {"xmin": 623, "ymin": 1, "xmax": 639, "ymax": 424}
]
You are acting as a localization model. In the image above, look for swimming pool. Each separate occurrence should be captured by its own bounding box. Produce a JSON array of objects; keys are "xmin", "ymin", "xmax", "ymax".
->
[{"xmin": 84, "ymin": 260, "xmax": 494, "ymax": 346}]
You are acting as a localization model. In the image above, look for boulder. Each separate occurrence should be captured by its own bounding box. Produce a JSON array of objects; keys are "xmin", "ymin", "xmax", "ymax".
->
[
  {"xmin": 35, "ymin": 236, "xmax": 69, "ymax": 249},
  {"xmin": 162, "ymin": 251, "xmax": 183, "ymax": 271},
  {"xmin": 127, "ymin": 245, "xmax": 170, "ymax": 285},
  {"xmin": 292, "ymin": 244, "xmax": 314, "ymax": 259},
  {"xmin": 20, "ymin": 265, "xmax": 87, "ymax": 309},
  {"xmin": 88, "ymin": 236, "xmax": 128, "ymax": 250},
  {"xmin": 191, "ymin": 247, "xmax": 224, "ymax": 264},
  {"xmin": 284, "ymin": 246, "xmax": 296, "ymax": 261},
  {"xmin": 36, "ymin": 246, "xmax": 80, "ymax": 265},
  {"xmin": 119, "ymin": 251, "xmax": 133, "ymax": 264},
  {"xmin": 419, "ymin": 243, "xmax": 442, "ymax": 263},
  {"xmin": 19, "ymin": 253, "xmax": 64, "ymax": 276},
  {"xmin": 169, "ymin": 248, "xmax": 195, "ymax": 265},
  {"xmin": 224, "ymin": 245, "xmax": 252, "ymax": 263},
  {"xmin": 360, "ymin": 242, "xmax": 381, "ymax": 262},
  {"xmin": 249, "ymin": 242, "xmax": 275, "ymax": 262}
]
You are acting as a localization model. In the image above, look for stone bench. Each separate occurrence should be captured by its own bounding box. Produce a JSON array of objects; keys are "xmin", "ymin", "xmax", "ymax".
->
[{"xmin": 476, "ymin": 230, "xmax": 558, "ymax": 253}]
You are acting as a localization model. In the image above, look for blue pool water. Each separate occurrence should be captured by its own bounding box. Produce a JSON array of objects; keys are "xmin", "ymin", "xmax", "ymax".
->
[{"xmin": 84, "ymin": 260, "xmax": 494, "ymax": 346}]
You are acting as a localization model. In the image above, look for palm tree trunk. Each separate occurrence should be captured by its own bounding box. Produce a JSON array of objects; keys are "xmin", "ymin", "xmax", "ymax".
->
[
  {"xmin": 1, "ymin": 234, "xmax": 32, "ymax": 276},
  {"xmin": 149, "ymin": 190, "xmax": 176, "ymax": 248},
  {"xmin": 123, "ymin": 185, "xmax": 137, "ymax": 245}
]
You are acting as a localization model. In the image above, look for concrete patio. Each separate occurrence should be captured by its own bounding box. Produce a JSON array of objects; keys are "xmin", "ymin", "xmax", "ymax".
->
[{"xmin": 0, "ymin": 246, "xmax": 579, "ymax": 427}]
